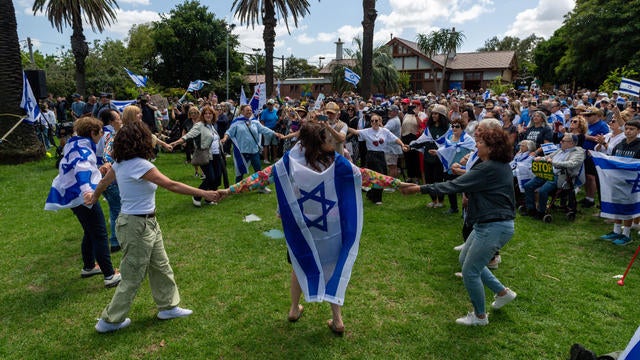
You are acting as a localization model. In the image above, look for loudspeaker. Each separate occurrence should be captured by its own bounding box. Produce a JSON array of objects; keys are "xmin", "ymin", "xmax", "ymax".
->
[{"xmin": 25, "ymin": 70, "xmax": 47, "ymax": 99}]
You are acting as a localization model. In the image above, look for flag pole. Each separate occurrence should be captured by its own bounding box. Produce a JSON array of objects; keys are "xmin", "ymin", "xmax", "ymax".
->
[{"xmin": 0, "ymin": 115, "xmax": 28, "ymax": 144}]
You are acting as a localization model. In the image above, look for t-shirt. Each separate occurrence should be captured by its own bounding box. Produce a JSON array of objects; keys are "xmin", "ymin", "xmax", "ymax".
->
[
  {"xmin": 113, "ymin": 158, "xmax": 157, "ymax": 214},
  {"xmin": 260, "ymin": 108, "xmax": 279, "ymax": 129},
  {"xmin": 612, "ymin": 139, "xmax": 640, "ymax": 159},
  {"xmin": 360, "ymin": 127, "xmax": 399, "ymax": 152},
  {"xmin": 584, "ymin": 120, "xmax": 610, "ymax": 150},
  {"xmin": 524, "ymin": 126, "xmax": 553, "ymax": 148}
]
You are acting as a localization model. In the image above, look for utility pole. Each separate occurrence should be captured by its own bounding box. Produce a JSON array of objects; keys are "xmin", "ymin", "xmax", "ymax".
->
[
  {"xmin": 27, "ymin": 37, "xmax": 35, "ymax": 66},
  {"xmin": 281, "ymin": 55, "xmax": 285, "ymax": 79}
]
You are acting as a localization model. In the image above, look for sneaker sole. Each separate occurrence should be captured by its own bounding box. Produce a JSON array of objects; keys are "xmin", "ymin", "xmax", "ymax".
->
[{"xmin": 81, "ymin": 272, "xmax": 102, "ymax": 278}]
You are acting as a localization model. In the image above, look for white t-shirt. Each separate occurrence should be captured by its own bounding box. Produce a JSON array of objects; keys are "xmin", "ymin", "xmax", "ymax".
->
[
  {"xmin": 113, "ymin": 157, "xmax": 157, "ymax": 214},
  {"xmin": 360, "ymin": 127, "xmax": 399, "ymax": 152}
]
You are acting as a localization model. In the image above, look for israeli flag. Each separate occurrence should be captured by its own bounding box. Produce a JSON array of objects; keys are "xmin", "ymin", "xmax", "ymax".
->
[
  {"xmin": 510, "ymin": 152, "xmax": 534, "ymax": 192},
  {"xmin": 591, "ymin": 151, "xmax": 640, "ymax": 220},
  {"xmin": 344, "ymin": 68, "xmax": 360, "ymax": 86},
  {"xmin": 435, "ymin": 130, "xmax": 476, "ymax": 172},
  {"xmin": 45, "ymin": 137, "xmax": 101, "ymax": 211},
  {"xmin": 620, "ymin": 324, "xmax": 640, "ymax": 360},
  {"xmin": 240, "ymin": 86, "xmax": 248, "ymax": 105},
  {"xmin": 273, "ymin": 144, "xmax": 363, "ymax": 305},
  {"xmin": 410, "ymin": 126, "xmax": 447, "ymax": 152},
  {"xmin": 124, "ymin": 67, "xmax": 147, "ymax": 87},
  {"xmin": 230, "ymin": 136, "xmax": 248, "ymax": 177},
  {"xmin": 20, "ymin": 72, "xmax": 41, "ymax": 124},
  {"xmin": 541, "ymin": 143, "xmax": 558, "ymax": 155},
  {"xmin": 187, "ymin": 80, "xmax": 209, "ymax": 92},
  {"xmin": 619, "ymin": 77, "xmax": 640, "ymax": 97},
  {"xmin": 111, "ymin": 100, "xmax": 136, "ymax": 112},
  {"xmin": 483, "ymin": 90, "xmax": 491, "ymax": 101}
]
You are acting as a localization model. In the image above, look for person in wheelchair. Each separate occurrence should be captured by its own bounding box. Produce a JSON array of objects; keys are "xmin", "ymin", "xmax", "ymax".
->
[{"xmin": 523, "ymin": 133, "xmax": 585, "ymax": 219}]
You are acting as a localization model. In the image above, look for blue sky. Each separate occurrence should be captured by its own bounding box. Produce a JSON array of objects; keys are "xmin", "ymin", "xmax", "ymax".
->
[{"xmin": 15, "ymin": 0, "xmax": 575, "ymax": 66}]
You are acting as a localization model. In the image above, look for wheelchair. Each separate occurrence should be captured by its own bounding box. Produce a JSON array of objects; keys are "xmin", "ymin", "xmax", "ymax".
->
[{"xmin": 542, "ymin": 170, "xmax": 578, "ymax": 223}]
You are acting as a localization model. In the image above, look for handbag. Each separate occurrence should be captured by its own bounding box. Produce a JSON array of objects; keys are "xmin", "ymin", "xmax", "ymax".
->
[{"xmin": 191, "ymin": 134, "xmax": 210, "ymax": 166}]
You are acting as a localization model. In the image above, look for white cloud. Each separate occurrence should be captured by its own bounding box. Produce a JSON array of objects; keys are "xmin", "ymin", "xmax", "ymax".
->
[
  {"xmin": 296, "ymin": 33, "xmax": 315, "ymax": 45},
  {"xmin": 505, "ymin": 0, "xmax": 576, "ymax": 39},
  {"xmin": 119, "ymin": 0, "xmax": 151, "ymax": 5},
  {"xmin": 110, "ymin": 9, "xmax": 159, "ymax": 35}
]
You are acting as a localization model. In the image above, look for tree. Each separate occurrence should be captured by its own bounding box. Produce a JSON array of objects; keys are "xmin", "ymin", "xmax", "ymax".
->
[
  {"xmin": 416, "ymin": 28, "xmax": 465, "ymax": 94},
  {"xmin": 283, "ymin": 55, "xmax": 318, "ymax": 78},
  {"xmin": 360, "ymin": 0, "xmax": 376, "ymax": 99},
  {"xmin": 32, "ymin": 0, "xmax": 119, "ymax": 96},
  {"xmin": 232, "ymin": 0, "xmax": 314, "ymax": 98},
  {"xmin": 0, "ymin": 0, "xmax": 43, "ymax": 163},
  {"xmin": 151, "ymin": 1, "xmax": 242, "ymax": 90},
  {"xmin": 532, "ymin": 27, "xmax": 570, "ymax": 86},
  {"xmin": 477, "ymin": 34, "xmax": 543, "ymax": 77}
]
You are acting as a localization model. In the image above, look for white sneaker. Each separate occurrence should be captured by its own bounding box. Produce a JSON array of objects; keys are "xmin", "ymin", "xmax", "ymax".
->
[
  {"xmin": 453, "ymin": 243, "xmax": 465, "ymax": 251},
  {"xmin": 455, "ymin": 312, "xmax": 488, "ymax": 326},
  {"xmin": 491, "ymin": 288, "xmax": 517, "ymax": 309},
  {"xmin": 81, "ymin": 265, "xmax": 102, "ymax": 278},
  {"xmin": 257, "ymin": 187, "xmax": 272, "ymax": 194},
  {"xmin": 454, "ymin": 272, "xmax": 463, "ymax": 278},
  {"xmin": 95, "ymin": 318, "xmax": 131, "ymax": 333},
  {"xmin": 487, "ymin": 255, "xmax": 502, "ymax": 269},
  {"xmin": 157, "ymin": 306, "xmax": 193, "ymax": 320},
  {"xmin": 263, "ymin": 159, "xmax": 271, "ymax": 164},
  {"xmin": 192, "ymin": 197, "xmax": 202, "ymax": 207},
  {"xmin": 104, "ymin": 273, "xmax": 121, "ymax": 288}
]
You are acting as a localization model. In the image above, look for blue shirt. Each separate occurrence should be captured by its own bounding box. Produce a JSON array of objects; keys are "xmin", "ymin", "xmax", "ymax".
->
[
  {"xmin": 227, "ymin": 119, "xmax": 276, "ymax": 154},
  {"xmin": 583, "ymin": 120, "xmax": 610, "ymax": 150},
  {"xmin": 260, "ymin": 108, "xmax": 279, "ymax": 129}
]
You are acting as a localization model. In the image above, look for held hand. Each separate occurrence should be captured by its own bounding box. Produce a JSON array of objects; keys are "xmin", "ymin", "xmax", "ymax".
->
[
  {"xmin": 401, "ymin": 144, "xmax": 409, "ymax": 152},
  {"xmin": 216, "ymin": 189, "xmax": 231, "ymax": 201},
  {"xmin": 203, "ymin": 190, "xmax": 219, "ymax": 203},
  {"xmin": 83, "ymin": 191, "xmax": 95, "ymax": 205},
  {"xmin": 428, "ymin": 149, "xmax": 437, "ymax": 156},
  {"xmin": 399, "ymin": 182, "xmax": 420, "ymax": 195},
  {"xmin": 99, "ymin": 163, "xmax": 111, "ymax": 176}
]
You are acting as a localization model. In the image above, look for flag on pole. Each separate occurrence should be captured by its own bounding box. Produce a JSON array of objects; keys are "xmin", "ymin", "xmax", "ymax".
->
[
  {"xmin": 240, "ymin": 87, "xmax": 248, "ymax": 105},
  {"xmin": 276, "ymin": 79, "xmax": 281, "ymax": 99},
  {"xmin": 123, "ymin": 67, "xmax": 147, "ymax": 87},
  {"xmin": 591, "ymin": 151, "xmax": 640, "ymax": 220},
  {"xmin": 619, "ymin": 77, "xmax": 640, "ymax": 97},
  {"xmin": 20, "ymin": 72, "xmax": 41, "ymax": 124},
  {"xmin": 187, "ymin": 80, "xmax": 210, "ymax": 92},
  {"xmin": 483, "ymin": 89, "xmax": 491, "ymax": 100},
  {"xmin": 344, "ymin": 68, "xmax": 360, "ymax": 86},
  {"xmin": 250, "ymin": 83, "xmax": 266, "ymax": 115}
]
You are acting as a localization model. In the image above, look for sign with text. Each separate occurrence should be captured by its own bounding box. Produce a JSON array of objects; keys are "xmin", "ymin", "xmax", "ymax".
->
[{"xmin": 531, "ymin": 160, "xmax": 554, "ymax": 181}]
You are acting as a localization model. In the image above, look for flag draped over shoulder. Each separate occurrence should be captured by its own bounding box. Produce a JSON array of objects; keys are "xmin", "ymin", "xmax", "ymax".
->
[
  {"xmin": 591, "ymin": 151, "xmax": 640, "ymax": 220},
  {"xmin": 435, "ymin": 130, "xmax": 476, "ymax": 171},
  {"xmin": 20, "ymin": 71, "xmax": 41, "ymax": 124},
  {"xmin": 45, "ymin": 137, "xmax": 101, "ymax": 211},
  {"xmin": 344, "ymin": 68, "xmax": 360, "ymax": 86},
  {"xmin": 124, "ymin": 67, "xmax": 147, "ymax": 87},
  {"xmin": 619, "ymin": 77, "xmax": 640, "ymax": 97},
  {"xmin": 510, "ymin": 152, "xmax": 534, "ymax": 192},
  {"xmin": 230, "ymin": 135, "xmax": 248, "ymax": 177},
  {"xmin": 620, "ymin": 324, "xmax": 640, "ymax": 360},
  {"xmin": 273, "ymin": 144, "xmax": 363, "ymax": 305}
]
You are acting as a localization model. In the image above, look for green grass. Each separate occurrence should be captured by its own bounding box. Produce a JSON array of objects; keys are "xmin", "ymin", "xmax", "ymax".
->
[{"xmin": 1, "ymin": 152, "xmax": 639, "ymax": 359}]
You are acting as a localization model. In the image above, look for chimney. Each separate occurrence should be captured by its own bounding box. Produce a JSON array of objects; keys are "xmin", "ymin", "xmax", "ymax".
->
[
  {"xmin": 448, "ymin": 27, "xmax": 457, "ymax": 60},
  {"xmin": 335, "ymin": 38, "xmax": 344, "ymax": 60}
]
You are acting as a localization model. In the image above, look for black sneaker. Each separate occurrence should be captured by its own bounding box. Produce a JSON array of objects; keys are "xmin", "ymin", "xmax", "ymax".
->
[{"xmin": 579, "ymin": 199, "xmax": 595, "ymax": 208}]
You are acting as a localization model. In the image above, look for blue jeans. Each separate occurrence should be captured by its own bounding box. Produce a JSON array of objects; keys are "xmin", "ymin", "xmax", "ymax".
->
[
  {"xmin": 71, "ymin": 203, "xmax": 115, "ymax": 277},
  {"xmin": 524, "ymin": 176, "xmax": 557, "ymax": 213},
  {"xmin": 460, "ymin": 220, "xmax": 514, "ymax": 316},
  {"xmin": 236, "ymin": 152, "xmax": 262, "ymax": 182},
  {"xmin": 102, "ymin": 183, "xmax": 121, "ymax": 248}
]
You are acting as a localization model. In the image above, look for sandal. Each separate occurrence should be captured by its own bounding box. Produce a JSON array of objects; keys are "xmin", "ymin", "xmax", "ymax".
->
[
  {"xmin": 327, "ymin": 319, "xmax": 345, "ymax": 336},
  {"xmin": 287, "ymin": 305, "xmax": 304, "ymax": 322}
]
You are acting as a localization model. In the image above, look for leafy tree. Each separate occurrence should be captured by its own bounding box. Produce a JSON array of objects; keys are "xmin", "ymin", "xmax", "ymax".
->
[
  {"xmin": 32, "ymin": 0, "xmax": 119, "ymax": 96},
  {"xmin": 416, "ymin": 28, "xmax": 465, "ymax": 94},
  {"xmin": 360, "ymin": 0, "xmax": 376, "ymax": 99},
  {"xmin": 126, "ymin": 24, "xmax": 156, "ymax": 71},
  {"xmin": 0, "ymin": 0, "xmax": 43, "ymax": 163},
  {"xmin": 532, "ymin": 27, "xmax": 570, "ymax": 86},
  {"xmin": 151, "ymin": 1, "xmax": 242, "ymax": 90},
  {"xmin": 283, "ymin": 56, "xmax": 318, "ymax": 78},
  {"xmin": 600, "ymin": 67, "xmax": 639, "ymax": 96},
  {"xmin": 397, "ymin": 72, "xmax": 411, "ymax": 94},
  {"xmin": 232, "ymin": 0, "xmax": 314, "ymax": 98}
]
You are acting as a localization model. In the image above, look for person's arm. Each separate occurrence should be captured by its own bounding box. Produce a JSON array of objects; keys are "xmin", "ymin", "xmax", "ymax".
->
[
  {"xmin": 360, "ymin": 167, "xmax": 402, "ymax": 189},
  {"xmin": 420, "ymin": 161, "xmax": 494, "ymax": 195},
  {"xmin": 323, "ymin": 122, "xmax": 346, "ymax": 143},
  {"xmin": 142, "ymin": 167, "xmax": 218, "ymax": 202},
  {"xmin": 552, "ymin": 148, "xmax": 586, "ymax": 170},
  {"xmin": 84, "ymin": 167, "xmax": 116, "ymax": 205},
  {"xmin": 347, "ymin": 127, "xmax": 361, "ymax": 136}
]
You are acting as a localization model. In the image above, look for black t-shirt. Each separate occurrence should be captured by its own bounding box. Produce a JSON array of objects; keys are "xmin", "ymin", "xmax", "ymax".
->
[
  {"xmin": 612, "ymin": 138, "xmax": 640, "ymax": 159},
  {"xmin": 524, "ymin": 125, "xmax": 553, "ymax": 148}
]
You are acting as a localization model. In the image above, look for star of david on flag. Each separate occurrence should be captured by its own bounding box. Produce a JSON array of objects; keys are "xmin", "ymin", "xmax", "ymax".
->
[
  {"xmin": 344, "ymin": 68, "xmax": 360, "ymax": 86},
  {"xmin": 20, "ymin": 71, "xmax": 41, "ymax": 124},
  {"xmin": 298, "ymin": 183, "xmax": 336, "ymax": 232},
  {"xmin": 591, "ymin": 151, "xmax": 640, "ymax": 220}
]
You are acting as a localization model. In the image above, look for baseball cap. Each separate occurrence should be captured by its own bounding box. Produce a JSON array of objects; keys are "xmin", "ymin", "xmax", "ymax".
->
[{"xmin": 325, "ymin": 102, "xmax": 340, "ymax": 114}]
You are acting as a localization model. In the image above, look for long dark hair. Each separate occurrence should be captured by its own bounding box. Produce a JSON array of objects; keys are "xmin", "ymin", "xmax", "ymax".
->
[
  {"xmin": 112, "ymin": 121, "xmax": 155, "ymax": 162},
  {"xmin": 298, "ymin": 122, "xmax": 335, "ymax": 172}
]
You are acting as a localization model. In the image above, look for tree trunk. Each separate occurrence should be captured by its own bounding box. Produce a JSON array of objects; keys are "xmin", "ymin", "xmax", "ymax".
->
[
  {"xmin": 71, "ymin": 16, "xmax": 88, "ymax": 96},
  {"xmin": 263, "ymin": 3, "xmax": 276, "ymax": 98},
  {"xmin": 361, "ymin": 0, "xmax": 377, "ymax": 99},
  {"xmin": 0, "ymin": 0, "xmax": 45, "ymax": 164}
]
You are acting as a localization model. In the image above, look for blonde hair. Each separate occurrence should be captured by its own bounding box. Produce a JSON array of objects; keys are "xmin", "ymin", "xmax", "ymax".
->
[{"xmin": 121, "ymin": 105, "xmax": 141, "ymax": 126}]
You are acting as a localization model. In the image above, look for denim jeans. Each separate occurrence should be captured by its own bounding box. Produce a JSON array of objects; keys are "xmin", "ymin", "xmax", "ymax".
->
[
  {"xmin": 459, "ymin": 220, "xmax": 514, "ymax": 316},
  {"xmin": 71, "ymin": 203, "xmax": 115, "ymax": 277},
  {"xmin": 524, "ymin": 176, "xmax": 557, "ymax": 213},
  {"xmin": 236, "ymin": 152, "xmax": 262, "ymax": 182},
  {"xmin": 102, "ymin": 183, "xmax": 121, "ymax": 248}
]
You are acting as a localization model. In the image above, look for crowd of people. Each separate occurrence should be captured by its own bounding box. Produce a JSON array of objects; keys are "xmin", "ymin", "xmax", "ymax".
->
[{"xmin": 41, "ymin": 85, "xmax": 640, "ymax": 335}]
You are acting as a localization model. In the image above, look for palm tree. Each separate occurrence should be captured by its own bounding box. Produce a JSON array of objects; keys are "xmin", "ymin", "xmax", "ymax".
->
[
  {"xmin": 0, "ymin": 0, "xmax": 43, "ymax": 163},
  {"xmin": 231, "ymin": 0, "xmax": 313, "ymax": 98},
  {"xmin": 416, "ymin": 28, "xmax": 465, "ymax": 94},
  {"xmin": 32, "ymin": 0, "xmax": 119, "ymax": 96},
  {"xmin": 360, "ymin": 0, "xmax": 376, "ymax": 99}
]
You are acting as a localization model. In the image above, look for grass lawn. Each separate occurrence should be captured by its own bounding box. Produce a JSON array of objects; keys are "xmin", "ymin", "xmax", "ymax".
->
[{"xmin": 1, "ymin": 152, "xmax": 639, "ymax": 359}]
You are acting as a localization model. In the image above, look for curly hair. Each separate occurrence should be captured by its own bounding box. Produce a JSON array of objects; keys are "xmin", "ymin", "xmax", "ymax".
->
[
  {"xmin": 569, "ymin": 115, "xmax": 588, "ymax": 134},
  {"xmin": 478, "ymin": 129, "xmax": 513, "ymax": 163},
  {"xmin": 74, "ymin": 116, "xmax": 103, "ymax": 138},
  {"xmin": 298, "ymin": 122, "xmax": 335, "ymax": 172},
  {"xmin": 112, "ymin": 121, "xmax": 155, "ymax": 162}
]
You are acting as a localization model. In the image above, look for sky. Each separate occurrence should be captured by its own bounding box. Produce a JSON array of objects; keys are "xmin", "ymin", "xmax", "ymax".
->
[{"xmin": 14, "ymin": 0, "xmax": 575, "ymax": 67}]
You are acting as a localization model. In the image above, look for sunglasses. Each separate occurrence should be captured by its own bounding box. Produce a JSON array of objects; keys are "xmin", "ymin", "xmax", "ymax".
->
[{"xmin": 451, "ymin": 124, "xmax": 462, "ymax": 128}]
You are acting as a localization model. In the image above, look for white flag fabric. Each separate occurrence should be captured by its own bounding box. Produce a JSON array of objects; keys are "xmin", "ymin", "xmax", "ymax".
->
[
  {"xmin": 187, "ymin": 80, "xmax": 209, "ymax": 92},
  {"xmin": 123, "ymin": 67, "xmax": 147, "ymax": 87},
  {"xmin": 619, "ymin": 77, "xmax": 640, "ymax": 97},
  {"xmin": 273, "ymin": 143, "xmax": 363, "ymax": 305},
  {"xmin": 344, "ymin": 68, "xmax": 360, "ymax": 86},
  {"xmin": 20, "ymin": 71, "xmax": 41, "ymax": 124},
  {"xmin": 590, "ymin": 151, "xmax": 640, "ymax": 220},
  {"xmin": 541, "ymin": 143, "xmax": 558, "ymax": 155},
  {"xmin": 435, "ymin": 130, "xmax": 476, "ymax": 172},
  {"xmin": 45, "ymin": 137, "xmax": 101, "ymax": 211},
  {"xmin": 620, "ymin": 324, "xmax": 640, "ymax": 359},
  {"xmin": 250, "ymin": 83, "xmax": 266, "ymax": 114},
  {"xmin": 510, "ymin": 152, "xmax": 534, "ymax": 192},
  {"xmin": 313, "ymin": 93, "xmax": 325, "ymax": 110},
  {"xmin": 240, "ymin": 87, "xmax": 248, "ymax": 105}
]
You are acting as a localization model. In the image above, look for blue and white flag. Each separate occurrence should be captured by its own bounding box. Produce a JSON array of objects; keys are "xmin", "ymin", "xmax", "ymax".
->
[
  {"xmin": 590, "ymin": 151, "xmax": 640, "ymax": 220},
  {"xmin": 510, "ymin": 152, "xmax": 534, "ymax": 192},
  {"xmin": 250, "ymin": 83, "xmax": 266, "ymax": 114},
  {"xmin": 619, "ymin": 77, "xmax": 640, "ymax": 98},
  {"xmin": 230, "ymin": 135, "xmax": 249, "ymax": 177},
  {"xmin": 123, "ymin": 67, "xmax": 147, "ymax": 87},
  {"xmin": 111, "ymin": 100, "xmax": 137, "ymax": 112},
  {"xmin": 410, "ymin": 126, "xmax": 447, "ymax": 153},
  {"xmin": 435, "ymin": 130, "xmax": 476, "ymax": 172},
  {"xmin": 276, "ymin": 78, "xmax": 281, "ymax": 98},
  {"xmin": 482, "ymin": 89, "xmax": 491, "ymax": 101},
  {"xmin": 187, "ymin": 80, "xmax": 209, "ymax": 92},
  {"xmin": 44, "ymin": 137, "xmax": 101, "ymax": 211},
  {"xmin": 620, "ymin": 324, "xmax": 640, "ymax": 360},
  {"xmin": 273, "ymin": 143, "xmax": 363, "ymax": 305},
  {"xmin": 20, "ymin": 71, "xmax": 41, "ymax": 124},
  {"xmin": 540, "ymin": 143, "xmax": 558, "ymax": 155},
  {"xmin": 344, "ymin": 68, "xmax": 360, "ymax": 86},
  {"xmin": 240, "ymin": 86, "xmax": 248, "ymax": 105}
]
